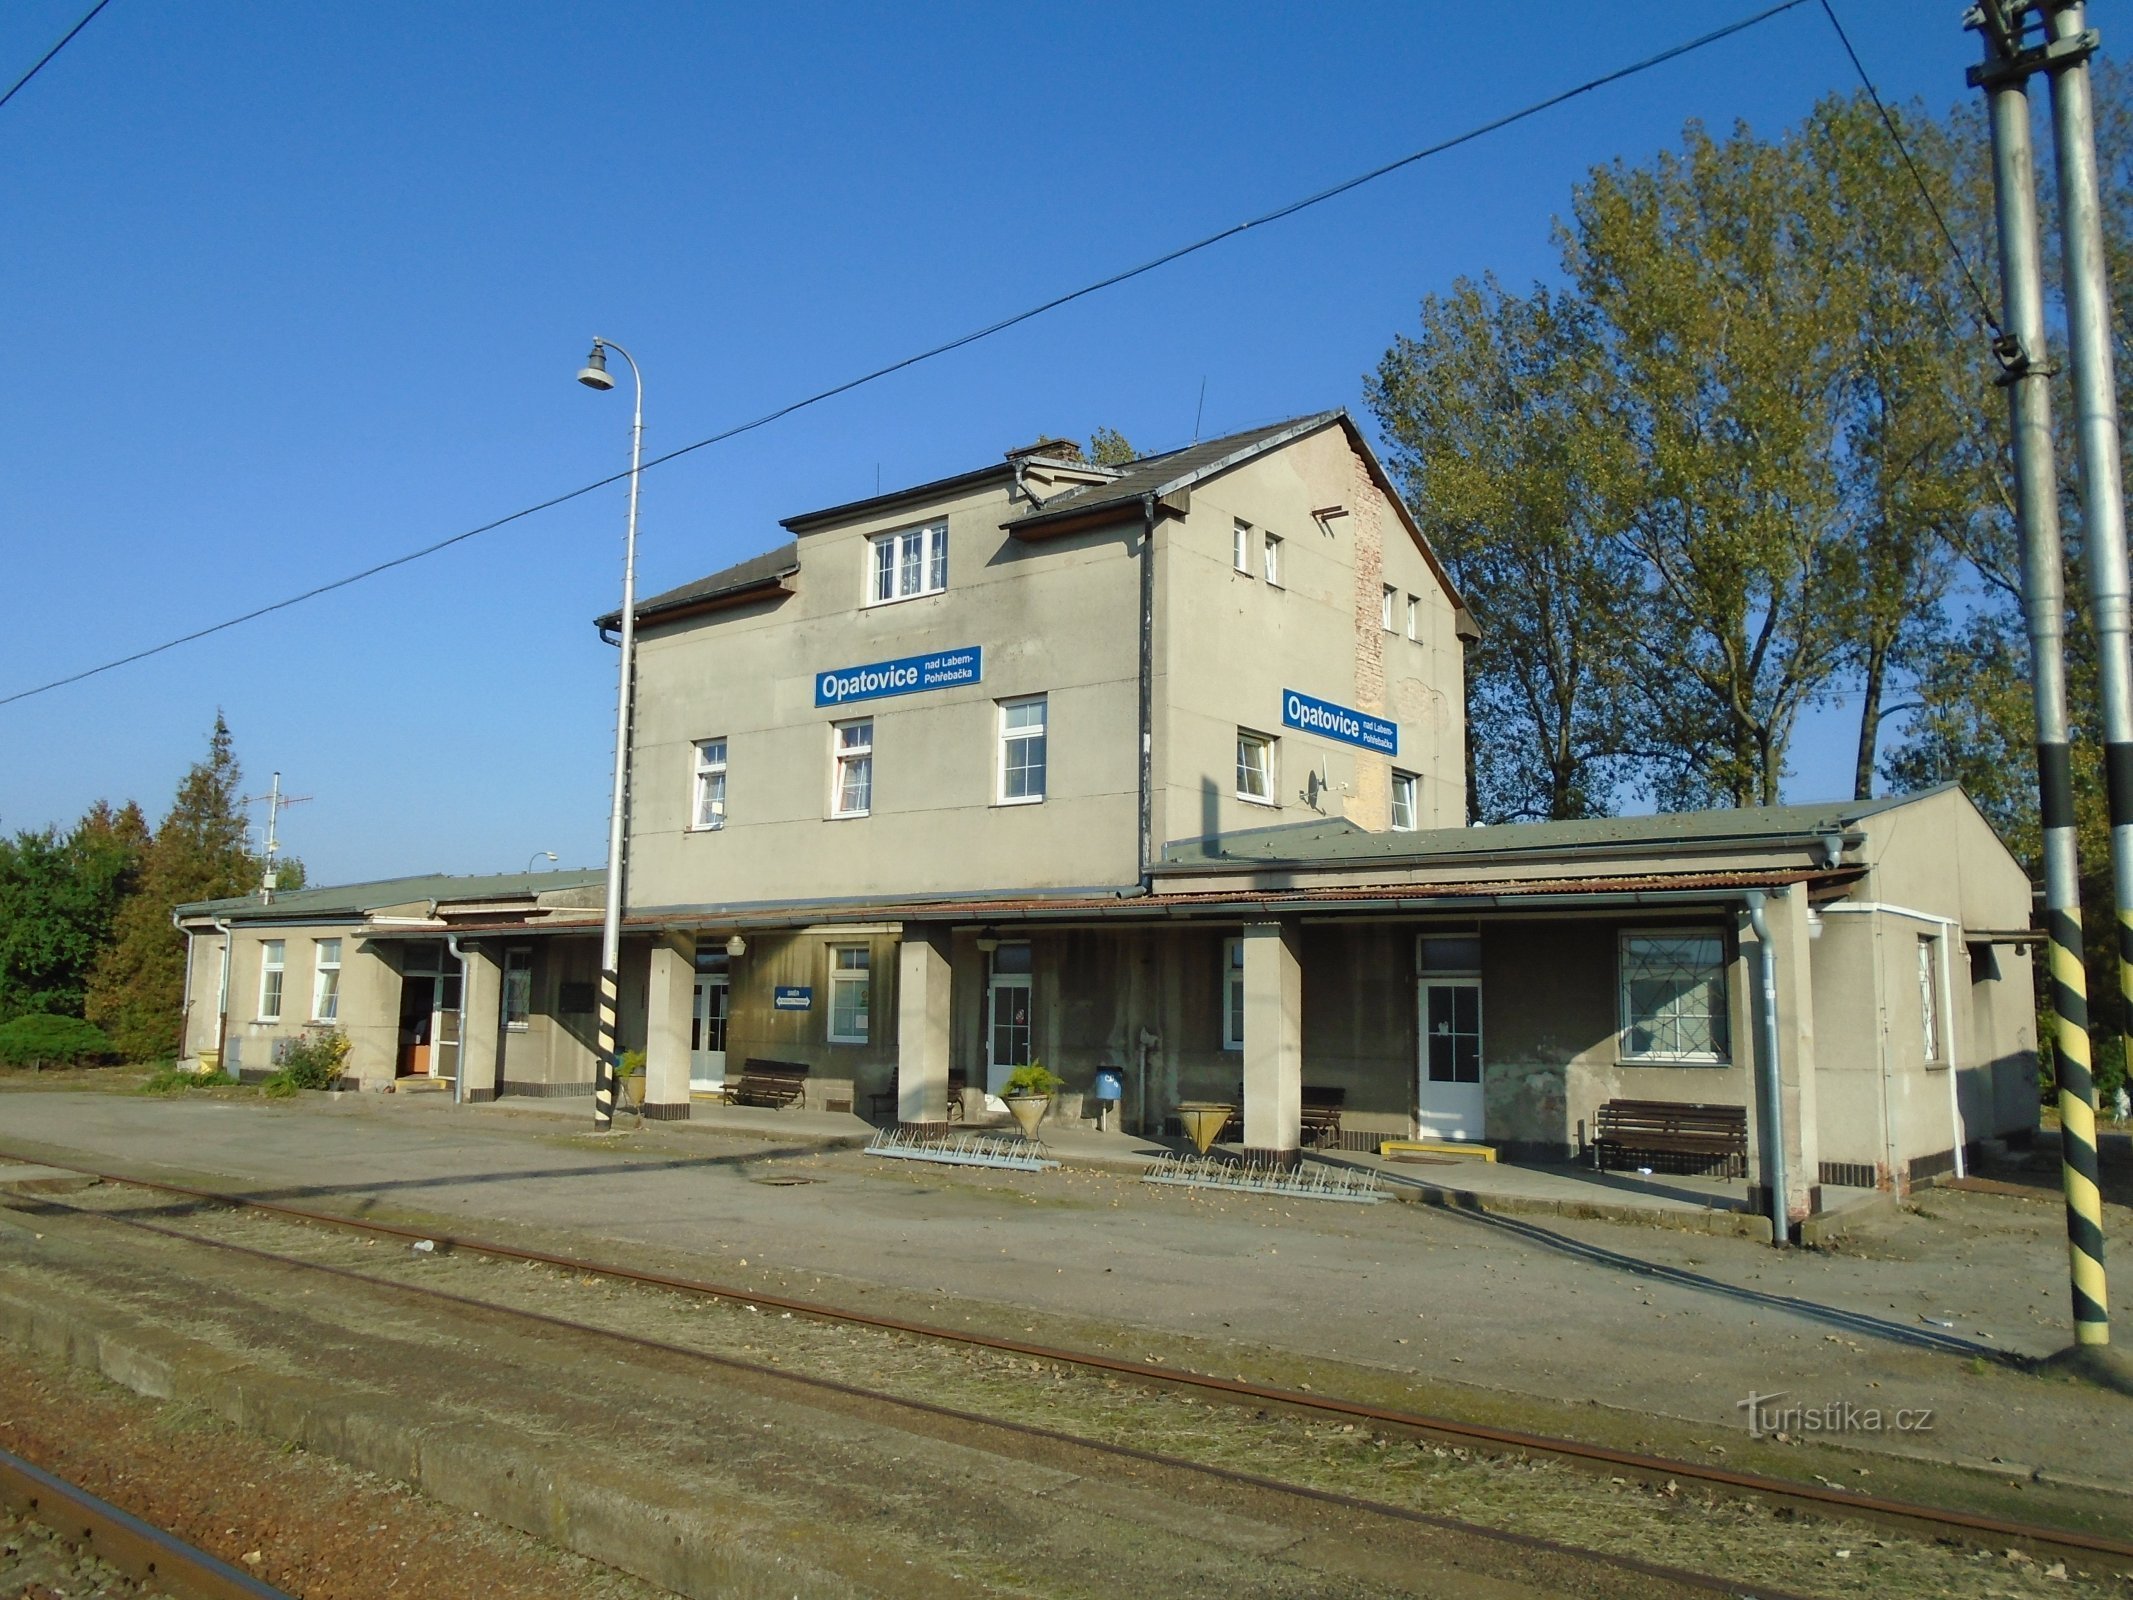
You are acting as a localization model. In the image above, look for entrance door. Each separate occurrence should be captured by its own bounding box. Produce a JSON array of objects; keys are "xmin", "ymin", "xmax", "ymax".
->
[
  {"xmin": 691, "ymin": 972, "xmax": 729, "ymax": 1092},
  {"xmin": 985, "ymin": 943, "xmax": 1033, "ymax": 1097},
  {"xmin": 1417, "ymin": 979, "xmax": 1483, "ymax": 1140},
  {"xmin": 431, "ymin": 972, "xmax": 462, "ymax": 1082}
]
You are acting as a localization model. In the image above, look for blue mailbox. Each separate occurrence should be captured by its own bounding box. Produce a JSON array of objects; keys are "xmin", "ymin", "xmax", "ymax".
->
[{"xmin": 1093, "ymin": 1066, "xmax": 1126, "ymax": 1102}]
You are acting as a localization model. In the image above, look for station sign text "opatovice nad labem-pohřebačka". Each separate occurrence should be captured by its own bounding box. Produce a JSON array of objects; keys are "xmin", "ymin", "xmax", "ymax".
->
[
  {"xmin": 815, "ymin": 647, "xmax": 983, "ymax": 708},
  {"xmin": 1281, "ymin": 688, "xmax": 1397, "ymax": 755}
]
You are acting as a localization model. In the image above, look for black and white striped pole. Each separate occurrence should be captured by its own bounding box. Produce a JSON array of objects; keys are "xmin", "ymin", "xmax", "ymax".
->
[
  {"xmin": 578, "ymin": 337, "xmax": 644, "ymax": 1135},
  {"xmin": 1973, "ymin": 6, "xmax": 2109, "ymax": 1345}
]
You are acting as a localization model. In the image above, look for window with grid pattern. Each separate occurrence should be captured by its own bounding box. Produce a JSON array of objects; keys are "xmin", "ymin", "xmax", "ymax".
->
[
  {"xmin": 868, "ymin": 522, "xmax": 947, "ymax": 604},
  {"xmin": 693, "ymin": 738, "xmax": 727, "ymax": 830},
  {"xmin": 998, "ymin": 696, "xmax": 1047, "ymax": 803},
  {"xmin": 1619, "ymin": 934, "xmax": 1729, "ymax": 1062},
  {"xmin": 832, "ymin": 720, "xmax": 873, "ymax": 816}
]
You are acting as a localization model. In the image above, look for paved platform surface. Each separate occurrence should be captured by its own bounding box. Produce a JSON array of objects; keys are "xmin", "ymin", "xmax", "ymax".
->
[
  {"xmin": 1, "ymin": 1088, "xmax": 2127, "ymax": 1497},
  {"xmin": 497, "ymin": 1092, "xmax": 1785, "ymax": 1232}
]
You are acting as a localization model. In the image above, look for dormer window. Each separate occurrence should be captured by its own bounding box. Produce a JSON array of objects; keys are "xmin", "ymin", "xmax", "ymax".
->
[{"xmin": 869, "ymin": 521, "xmax": 948, "ymax": 605}]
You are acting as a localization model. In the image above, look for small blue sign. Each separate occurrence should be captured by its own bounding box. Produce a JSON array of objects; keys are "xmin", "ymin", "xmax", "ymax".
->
[
  {"xmin": 1282, "ymin": 688, "xmax": 1398, "ymax": 756},
  {"xmin": 815, "ymin": 646, "xmax": 982, "ymax": 708},
  {"xmin": 773, "ymin": 986, "xmax": 813, "ymax": 1011}
]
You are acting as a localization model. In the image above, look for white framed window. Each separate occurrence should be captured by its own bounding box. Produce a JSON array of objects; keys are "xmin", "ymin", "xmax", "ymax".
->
[
  {"xmin": 311, "ymin": 938, "xmax": 342, "ymax": 1022},
  {"xmin": 503, "ymin": 947, "xmax": 532, "ymax": 1031},
  {"xmin": 1221, "ymin": 937, "xmax": 1245, "ymax": 1050},
  {"xmin": 828, "ymin": 945, "xmax": 871, "ymax": 1043},
  {"xmin": 868, "ymin": 520, "xmax": 947, "ymax": 605},
  {"xmin": 1381, "ymin": 583, "xmax": 1397, "ymax": 629},
  {"xmin": 1918, "ymin": 937, "xmax": 1942, "ymax": 1063},
  {"xmin": 831, "ymin": 719, "xmax": 873, "ymax": 817},
  {"xmin": 1235, "ymin": 729, "xmax": 1276, "ymax": 804},
  {"xmin": 1619, "ymin": 932, "xmax": 1730, "ymax": 1063},
  {"xmin": 1406, "ymin": 594, "xmax": 1421, "ymax": 641},
  {"xmin": 1391, "ymin": 771, "xmax": 1419, "ymax": 831},
  {"xmin": 692, "ymin": 738, "xmax": 727, "ymax": 831},
  {"xmin": 1232, "ymin": 519, "xmax": 1252, "ymax": 573},
  {"xmin": 1263, "ymin": 532, "xmax": 1283, "ymax": 587},
  {"xmin": 257, "ymin": 940, "xmax": 285, "ymax": 1021},
  {"xmin": 987, "ymin": 942, "xmax": 1034, "ymax": 1088},
  {"xmin": 998, "ymin": 696, "xmax": 1047, "ymax": 804}
]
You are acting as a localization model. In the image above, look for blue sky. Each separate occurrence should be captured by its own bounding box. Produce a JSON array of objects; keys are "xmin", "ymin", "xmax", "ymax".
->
[{"xmin": 0, "ymin": 2, "xmax": 1997, "ymax": 882}]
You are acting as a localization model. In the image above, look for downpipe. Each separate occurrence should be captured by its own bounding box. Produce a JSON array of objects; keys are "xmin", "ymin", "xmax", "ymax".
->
[{"xmin": 1744, "ymin": 891, "xmax": 1790, "ymax": 1245}]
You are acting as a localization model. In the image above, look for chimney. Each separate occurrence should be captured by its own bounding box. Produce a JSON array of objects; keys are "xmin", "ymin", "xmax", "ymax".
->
[{"xmin": 1006, "ymin": 436, "xmax": 1083, "ymax": 463}]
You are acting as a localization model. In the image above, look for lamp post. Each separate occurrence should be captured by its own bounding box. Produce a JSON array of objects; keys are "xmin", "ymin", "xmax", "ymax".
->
[
  {"xmin": 577, "ymin": 337, "xmax": 643, "ymax": 1133},
  {"xmin": 526, "ymin": 850, "xmax": 558, "ymax": 874}
]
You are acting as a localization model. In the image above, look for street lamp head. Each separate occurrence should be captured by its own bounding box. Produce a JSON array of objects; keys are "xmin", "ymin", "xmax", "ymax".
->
[{"xmin": 576, "ymin": 341, "xmax": 615, "ymax": 391}]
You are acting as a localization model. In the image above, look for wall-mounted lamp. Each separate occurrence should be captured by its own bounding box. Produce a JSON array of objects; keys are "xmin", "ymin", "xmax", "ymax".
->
[
  {"xmin": 725, "ymin": 934, "xmax": 748, "ymax": 958},
  {"xmin": 975, "ymin": 927, "xmax": 1000, "ymax": 953}
]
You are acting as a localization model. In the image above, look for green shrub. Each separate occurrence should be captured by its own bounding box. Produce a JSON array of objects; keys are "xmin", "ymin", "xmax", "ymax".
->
[
  {"xmin": 0, "ymin": 1013, "xmax": 113, "ymax": 1068},
  {"xmin": 620, "ymin": 1049, "xmax": 647, "ymax": 1077},
  {"xmin": 1002, "ymin": 1061, "xmax": 1064, "ymax": 1097},
  {"xmin": 263, "ymin": 1028, "xmax": 352, "ymax": 1095},
  {"xmin": 139, "ymin": 1060, "xmax": 232, "ymax": 1093}
]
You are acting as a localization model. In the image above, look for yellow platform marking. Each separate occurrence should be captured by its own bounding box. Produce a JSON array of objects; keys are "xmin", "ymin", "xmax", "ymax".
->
[{"xmin": 1378, "ymin": 1139, "xmax": 1497, "ymax": 1163}]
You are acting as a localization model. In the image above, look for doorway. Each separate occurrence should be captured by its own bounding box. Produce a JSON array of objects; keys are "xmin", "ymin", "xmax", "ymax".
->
[
  {"xmin": 1417, "ymin": 978, "xmax": 1483, "ymax": 1141},
  {"xmin": 691, "ymin": 954, "xmax": 729, "ymax": 1093},
  {"xmin": 398, "ymin": 945, "xmax": 462, "ymax": 1081},
  {"xmin": 985, "ymin": 942, "xmax": 1033, "ymax": 1097}
]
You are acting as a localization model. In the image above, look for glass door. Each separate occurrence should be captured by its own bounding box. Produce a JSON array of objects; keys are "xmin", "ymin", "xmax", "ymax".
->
[
  {"xmin": 985, "ymin": 943, "xmax": 1033, "ymax": 1097},
  {"xmin": 431, "ymin": 972, "xmax": 462, "ymax": 1082},
  {"xmin": 691, "ymin": 972, "xmax": 729, "ymax": 1092},
  {"xmin": 1417, "ymin": 978, "xmax": 1484, "ymax": 1140}
]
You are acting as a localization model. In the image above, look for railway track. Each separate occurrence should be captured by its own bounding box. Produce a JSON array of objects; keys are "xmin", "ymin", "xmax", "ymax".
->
[
  {"xmin": 7, "ymin": 1153, "xmax": 2131, "ymax": 1594},
  {"xmin": 0, "ymin": 1442, "xmax": 292, "ymax": 1600}
]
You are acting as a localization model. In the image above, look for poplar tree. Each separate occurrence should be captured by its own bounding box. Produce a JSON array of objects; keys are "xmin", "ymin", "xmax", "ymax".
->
[{"xmin": 87, "ymin": 715, "xmax": 256, "ymax": 1060}]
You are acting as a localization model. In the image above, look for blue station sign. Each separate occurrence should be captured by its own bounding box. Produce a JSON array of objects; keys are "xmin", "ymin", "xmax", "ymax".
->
[
  {"xmin": 773, "ymin": 986, "xmax": 813, "ymax": 1011},
  {"xmin": 1281, "ymin": 688, "xmax": 1398, "ymax": 756},
  {"xmin": 815, "ymin": 646, "xmax": 982, "ymax": 709}
]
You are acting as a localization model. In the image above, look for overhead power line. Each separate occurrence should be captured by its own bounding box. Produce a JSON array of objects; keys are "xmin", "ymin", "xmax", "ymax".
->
[
  {"xmin": 0, "ymin": 0, "xmax": 1813, "ymax": 710},
  {"xmin": 1816, "ymin": 0, "xmax": 2003, "ymax": 336},
  {"xmin": 0, "ymin": 0, "xmax": 114, "ymax": 114}
]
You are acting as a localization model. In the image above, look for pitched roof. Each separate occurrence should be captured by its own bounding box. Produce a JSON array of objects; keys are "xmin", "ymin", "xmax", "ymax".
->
[
  {"xmin": 178, "ymin": 868, "xmax": 606, "ymax": 922},
  {"xmin": 596, "ymin": 541, "xmax": 800, "ymax": 632},
  {"xmin": 1158, "ymin": 790, "xmax": 1940, "ymax": 869},
  {"xmin": 1009, "ymin": 412, "xmax": 1344, "ymax": 530}
]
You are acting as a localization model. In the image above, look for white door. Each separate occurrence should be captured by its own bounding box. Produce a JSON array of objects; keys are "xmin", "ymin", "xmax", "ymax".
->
[
  {"xmin": 431, "ymin": 972, "xmax": 462, "ymax": 1082},
  {"xmin": 691, "ymin": 974, "xmax": 729, "ymax": 1092},
  {"xmin": 1417, "ymin": 979, "xmax": 1483, "ymax": 1141},
  {"xmin": 985, "ymin": 944, "xmax": 1033, "ymax": 1097}
]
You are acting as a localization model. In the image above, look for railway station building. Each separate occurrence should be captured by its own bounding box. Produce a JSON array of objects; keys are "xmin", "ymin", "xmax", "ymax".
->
[{"xmin": 175, "ymin": 411, "xmax": 2041, "ymax": 1222}]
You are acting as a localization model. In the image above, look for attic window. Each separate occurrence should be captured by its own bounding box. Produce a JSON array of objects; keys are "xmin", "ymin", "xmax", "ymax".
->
[{"xmin": 869, "ymin": 522, "xmax": 947, "ymax": 605}]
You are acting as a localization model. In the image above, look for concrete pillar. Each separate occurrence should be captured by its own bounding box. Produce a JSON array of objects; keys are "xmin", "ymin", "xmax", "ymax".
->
[
  {"xmin": 898, "ymin": 928, "xmax": 952, "ymax": 1126},
  {"xmin": 1749, "ymin": 887, "xmax": 1822, "ymax": 1224},
  {"xmin": 460, "ymin": 944, "xmax": 503, "ymax": 1104},
  {"xmin": 645, "ymin": 931, "xmax": 695, "ymax": 1121},
  {"xmin": 1242, "ymin": 920, "xmax": 1303, "ymax": 1161}
]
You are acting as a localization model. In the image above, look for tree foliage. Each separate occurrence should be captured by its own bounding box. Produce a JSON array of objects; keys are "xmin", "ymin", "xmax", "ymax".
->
[
  {"xmin": 1086, "ymin": 426, "xmax": 1137, "ymax": 466},
  {"xmin": 87, "ymin": 714, "xmax": 258, "ymax": 1061},
  {"xmin": 0, "ymin": 801, "xmax": 148, "ymax": 1023}
]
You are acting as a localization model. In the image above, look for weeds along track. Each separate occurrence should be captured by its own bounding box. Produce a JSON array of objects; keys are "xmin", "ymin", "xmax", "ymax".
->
[
  {"xmin": 7, "ymin": 1158, "xmax": 2131, "ymax": 1598},
  {"xmin": 0, "ymin": 1440, "xmax": 293, "ymax": 1600}
]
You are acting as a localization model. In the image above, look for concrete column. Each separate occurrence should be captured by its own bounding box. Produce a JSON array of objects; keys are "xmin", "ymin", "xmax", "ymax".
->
[
  {"xmin": 1242, "ymin": 920, "xmax": 1302, "ymax": 1161},
  {"xmin": 645, "ymin": 931, "xmax": 695, "ymax": 1121},
  {"xmin": 1749, "ymin": 888, "xmax": 1822, "ymax": 1223},
  {"xmin": 460, "ymin": 944, "xmax": 503, "ymax": 1104},
  {"xmin": 898, "ymin": 928, "xmax": 952, "ymax": 1126}
]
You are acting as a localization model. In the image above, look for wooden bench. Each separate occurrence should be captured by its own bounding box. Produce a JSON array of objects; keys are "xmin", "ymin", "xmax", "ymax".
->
[
  {"xmin": 867, "ymin": 1069, "xmax": 967, "ymax": 1124},
  {"xmin": 1182, "ymin": 1084, "xmax": 1344, "ymax": 1147},
  {"xmin": 1300, "ymin": 1084, "xmax": 1346, "ymax": 1149},
  {"xmin": 1592, "ymin": 1099, "xmax": 1747, "ymax": 1177},
  {"xmin": 723, "ymin": 1058, "xmax": 809, "ymax": 1109}
]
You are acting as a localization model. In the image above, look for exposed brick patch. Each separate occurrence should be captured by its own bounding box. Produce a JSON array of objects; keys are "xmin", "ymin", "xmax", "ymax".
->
[{"xmin": 1349, "ymin": 447, "xmax": 1391, "ymax": 825}]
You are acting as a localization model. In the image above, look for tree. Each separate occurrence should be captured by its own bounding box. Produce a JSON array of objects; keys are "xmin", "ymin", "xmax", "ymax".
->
[
  {"xmin": 87, "ymin": 715, "xmax": 256, "ymax": 1061},
  {"xmin": 1087, "ymin": 427, "xmax": 1137, "ymax": 466},
  {"xmin": 1370, "ymin": 281, "xmax": 1644, "ymax": 820},
  {"xmin": 0, "ymin": 801, "xmax": 148, "ymax": 1023}
]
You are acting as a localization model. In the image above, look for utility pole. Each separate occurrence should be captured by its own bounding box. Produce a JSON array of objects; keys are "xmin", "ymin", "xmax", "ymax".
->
[
  {"xmin": 1969, "ymin": 0, "xmax": 2109, "ymax": 1349},
  {"xmin": 241, "ymin": 771, "xmax": 311, "ymax": 905}
]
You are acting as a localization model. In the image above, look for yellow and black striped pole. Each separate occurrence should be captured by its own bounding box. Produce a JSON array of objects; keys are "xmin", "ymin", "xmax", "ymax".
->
[{"xmin": 1976, "ymin": 12, "xmax": 2108, "ymax": 1345}]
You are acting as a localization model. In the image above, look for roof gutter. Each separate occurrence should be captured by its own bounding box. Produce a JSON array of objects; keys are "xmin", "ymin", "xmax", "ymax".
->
[
  {"xmin": 1137, "ymin": 491, "xmax": 1156, "ymax": 893},
  {"xmin": 1149, "ymin": 827, "xmax": 1862, "ymax": 879}
]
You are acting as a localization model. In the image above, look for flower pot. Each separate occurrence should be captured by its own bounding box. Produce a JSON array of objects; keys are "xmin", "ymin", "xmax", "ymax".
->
[
  {"xmin": 1002, "ymin": 1092, "xmax": 1050, "ymax": 1140},
  {"xmin": 619, "ymin": 1073, "xmax": 646, "ymax": 1110}
]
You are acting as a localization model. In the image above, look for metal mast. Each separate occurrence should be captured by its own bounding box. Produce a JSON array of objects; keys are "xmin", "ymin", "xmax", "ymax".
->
[{"xmin": 1970, "ymin": 0, "xmax": 2110, "ymax": 1346}]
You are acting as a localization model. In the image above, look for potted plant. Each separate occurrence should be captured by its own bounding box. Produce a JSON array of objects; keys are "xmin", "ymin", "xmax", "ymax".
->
[
  {"xmin": 617, "ymin": 1049, "xmax": 648, "ymax": 1111},
  {"xmin": 1000, "ymin": 1061, "xmax": 1064, "ymax": 1140}
]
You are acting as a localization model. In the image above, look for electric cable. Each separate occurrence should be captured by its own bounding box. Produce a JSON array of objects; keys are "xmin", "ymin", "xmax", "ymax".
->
[
  {"xmin": 0, "ymin": 0, "xmax": 114, "ymax": 114},
  {"xmin": 1817, "ymin": 0, "xmax": 2004, "ymax": 337},
  {"xmin": 0, "ymin": 0, "xmax": 1812, "ymax": 709}
]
